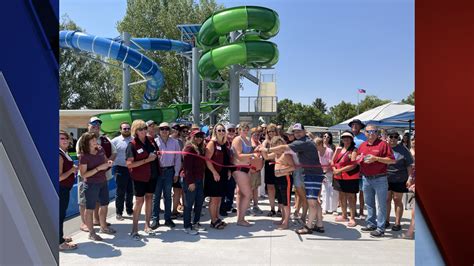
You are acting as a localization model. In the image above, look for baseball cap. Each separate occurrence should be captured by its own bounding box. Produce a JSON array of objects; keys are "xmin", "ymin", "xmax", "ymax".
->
[
  {"xmin": 146, "ymin": 120, "xmax": 156, "ymax": 127},
  {"xmin": 226, "ymin": 123, "xmax": 236, "ymax": 130},
  {"xmin": 190, "ymin": 130, "xmax": 205, "ymax": 138},
  {"xmin": 171, "ymin": 122, "xmax": 180, "ymax": 130},
  {"xmin": 386, "ymin": 129, "xmax": 400, "ymax": 136},
  {"xmin": 261, "ymin": 123, "xmax": 267, "ymax": 128},
  {"xmin": 89, "ymin": 116, "xmax": 102, "ymax": 124},
  {"xmin": 292, "ymin": 123, "xmax": 305, "ymax": 131}
]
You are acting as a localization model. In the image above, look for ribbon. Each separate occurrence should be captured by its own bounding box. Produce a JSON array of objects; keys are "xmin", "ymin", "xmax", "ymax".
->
[{"xmin": 157, "ymin": 150, "xmax": 256, "ymax": 170}]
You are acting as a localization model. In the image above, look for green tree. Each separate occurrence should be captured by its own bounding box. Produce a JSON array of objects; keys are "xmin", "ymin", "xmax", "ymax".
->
[
  {"xmin": 312, "ymin": 98, "xmax": 327, "ymax": 113},
  {"xmin": 116, "ymin": 0, "xmax": 223, "ymax": 108},
  {"xmin": 271, "ymin": 99, "xmax": 332, "ymax": 127},
  {"xmin": 60, "ymin": 15, "xmax": 121, "ymax": 109},
  {"xmin": 328, "ymin": 101, "xmax": 358, "ymax": 125},
  {"xmin": 357, "ymin": 95, "xmax": 391, "ymax": 113},
  {"xmin": 401, "ymin": 91, "xmax": 415, "ymax": 105}
]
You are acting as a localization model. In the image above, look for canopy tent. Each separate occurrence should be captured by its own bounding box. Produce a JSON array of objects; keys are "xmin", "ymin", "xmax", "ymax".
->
[{"xmin": 329, "ymin": 102, "xmax": 415, "ymax": 130}]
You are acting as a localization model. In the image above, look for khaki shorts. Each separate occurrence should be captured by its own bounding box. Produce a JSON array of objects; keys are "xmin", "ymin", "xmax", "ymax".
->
[{"xmin": 250, "ymin": 171, "xmax": 262, "ymax": 189}]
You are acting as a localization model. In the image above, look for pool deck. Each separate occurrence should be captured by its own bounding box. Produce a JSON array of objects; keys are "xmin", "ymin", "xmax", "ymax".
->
[{"xmin": 61, "ymin": 197, "xmax": 414, "ymax": 265}]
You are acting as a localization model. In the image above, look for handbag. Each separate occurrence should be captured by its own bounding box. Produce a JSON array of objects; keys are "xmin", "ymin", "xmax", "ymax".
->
[{"xmin": 335, "ymin": 149, "xmax": 360, "ymax": 178}]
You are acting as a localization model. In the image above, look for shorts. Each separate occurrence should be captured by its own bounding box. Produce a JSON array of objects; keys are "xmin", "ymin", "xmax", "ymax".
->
[
  {"xmin": 388, "ymin": 182, "xmax": 408, "ymax": 193},
  {"xmin": 275, "ymin": 175, "xmax": 291, "ymax": 206},
  {"xmin": 264, "ymin": 161, "xmax": 276, "ymax": 185},
  {"xmin": 133, "ymin": 178, "xmax": 157, "ymax": 197},
  {"xmin": 78, "ymin": 181, "xmax": 86, "ymax": 205},
  {"xmin": 303, "ymin": 174, "xmax": 325, "ymax": 200},
  {"xmin": 250, "ymin": 171, "xmax": 262, "ymax": 189},
  {"xmin": 292, "ymin": 168, "xmax": 305, "ymax": 188},
  {"xmin": 83, "ymin": 181, "xmax": 109, "ymax": 210},
  {"xmin": 333, "ymin": 178, "xmax": 360, "ymax": 194}
]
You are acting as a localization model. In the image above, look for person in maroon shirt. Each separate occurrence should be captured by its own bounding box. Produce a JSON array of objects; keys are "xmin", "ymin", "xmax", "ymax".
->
[
  {"xmin": 126, "ymin": 119, "xmax": 160, "ymax": 240},
  {"xmin": 357, "ymin": 124, "xmax": 396, "ymax": 237},
  {"xmin": 181, "ymin": 130, "xmax": 207, "ymax": 235},
  {"xmin": 59, "ymin": 130, "xmax": 78, "ymax": 250},
  {"xmin": 78, "ymin": 132, "xmax": 115, "ymax": 241}
]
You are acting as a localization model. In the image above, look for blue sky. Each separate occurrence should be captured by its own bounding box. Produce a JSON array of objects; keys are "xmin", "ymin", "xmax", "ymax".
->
[{"xmin": 60, "ymin": 0, "xmax": 414, "ymax": 108}]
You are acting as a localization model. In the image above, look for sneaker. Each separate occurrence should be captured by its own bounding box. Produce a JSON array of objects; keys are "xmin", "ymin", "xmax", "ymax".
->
[
  {"xmin": 252, "ymin": 206, "xmax": 263, "ymax": 215},
  {"xmin": 384, "ymin": 221, "xmax": 390, "ymax": 229},
  {"xmin": 150, "ymin": 220, "xmax": 160, "ymax": 230},
  {"xmin": 276, "ymin": 210, "xmax": 282, "ymax": 217},
  {"xmin": 192, "ymin": 223, "xmax": 207, "ymax": 231},
  {"xmin": 126, "ymin": 211, "xmax": 134, "ymax": 216},
  {"xmin": 164, "ymin": 220, "xmax": 176, "ymax": 228},
  {"xmin": 184, "ymin": 227, "xmax": 199, "ymax": 235},
  {"xmin": 246, "ymin": 209, "xmax": 252, "ymax": 216},
  {"xmin": 116, "ymin": 214, "xmax": 124, "ymax": 221},
  {"xmin": 370, "ymin": 230, "xmax": 385, "ymax": 238},
  {"xmin": 392, "ymin": 224, "xmax": 402, "ymax": 231},
  {"xmin": 231, "ymin": 208, "xmax": 237, "ymax": 213},
  {"xmin": 361, "ymin": 226, "xmax": 377, "ymax": 232}
]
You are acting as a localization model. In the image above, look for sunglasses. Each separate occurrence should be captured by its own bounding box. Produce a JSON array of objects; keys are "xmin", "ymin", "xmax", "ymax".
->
[
  {"xmin": 227, "ymin": 129, "xmax": 235, "ymax": 132},
  {"xmin": 216, "ymin": 129, "xmax": 226, "ymax": 133},
  {"xmin": 122, "ymin": 127, "xmax": 131, "ymax": 131},
  {"xmin": 89, "ymin": 122, "xmax": 101, "ymax": 127},
  {"xmin": 194, "ymin": 135, "xmax": 204, "ymax": 138},
  {"xmin": 60, "ymin": 137, "xmax": 69, "ymax": 140},
  {"xmin": 366, "ymin": 130, "xmax": 378, "ymax": 134},
  {"xmin": 160, "ymin": 127, "xmax": 170, "ymax": 131},
  {"xmin": 137, "ymin": 127, "xmax": 148, "ymax": 131},
  {"xmin": 389, "ymin": 135, "xmax": 399, "ymax": 139}
]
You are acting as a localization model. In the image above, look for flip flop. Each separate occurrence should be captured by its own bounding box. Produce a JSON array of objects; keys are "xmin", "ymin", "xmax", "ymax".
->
[
  {"xmin": 236, "ymin": 221, "xmax": 251, "ymax": 227},
  {"xmin": 347, "ymin": 220, "xmax": 357, "ymax": 227},
  {"xmin": 335, "ymin": 215, "xmax": 349, "ymax": 222},
  {"xmin": 63, "ymin": 236, "xmax": 73, "ymax": 243},
  {"xmin": 99, "ymin": 227, "xmax": 116, "ymax": 234},
  {"xmin": 88, "ymin": 234, "xmax": 103, "ymax": 241},
  {"xmin": 144, "ymin": 228, "xmax": 156, "ymax": 236},
  {"xmin": 59, "ymin": 242, "xmax": 77, "ymax": 251},
  {"xmin": 130, "ymin": 232, "xmax": 141, "ymax": 241}
]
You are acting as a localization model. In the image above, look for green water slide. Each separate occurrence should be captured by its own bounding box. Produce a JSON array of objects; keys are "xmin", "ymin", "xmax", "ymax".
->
[
  {"xmin": 197, "ymin": 6, "xmax": 280, "ymax": 80},
  {"xmin": 96, "ymin": 102, "xmax": 223, "ymax": 134}
]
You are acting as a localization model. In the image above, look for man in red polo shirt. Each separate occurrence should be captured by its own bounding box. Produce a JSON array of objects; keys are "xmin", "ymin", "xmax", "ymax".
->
[{"xmin": 358, "ymin": 124, "xmax": 395, "ymax": 237}]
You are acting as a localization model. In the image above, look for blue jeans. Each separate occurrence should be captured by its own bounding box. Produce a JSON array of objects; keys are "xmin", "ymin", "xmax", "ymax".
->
[
  {"xmin": 181, "ymin": 179, "xmax": 204, "ymax": 228},
  {"xmin": 152, "ymin": 167, "xmax": 175, "ymax": 221},
  {"xmin": 362, "ymin": 175, "xmax": 388, "ymax": 232},
  {"xmin": 112, "ymin": 165, "xmax": 133, "ymax": 215},
  {"xmin": 59, "ymin": 186, "xmax": 71, "ymax": 244}
]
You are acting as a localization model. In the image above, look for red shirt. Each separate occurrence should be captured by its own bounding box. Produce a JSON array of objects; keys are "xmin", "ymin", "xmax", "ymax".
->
[
  {"xmin": 358, "ymin": 139, "xmax": 394, "ymax": 176},
  {"xmin": 182, "ymin": 145, "xmax": 206, "ymax": 185}
]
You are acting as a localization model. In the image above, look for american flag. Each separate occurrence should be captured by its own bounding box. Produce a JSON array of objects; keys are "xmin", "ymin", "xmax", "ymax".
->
[{"xmin": 358, "ymin": 89, "xmax": 366, "ymax": 93}]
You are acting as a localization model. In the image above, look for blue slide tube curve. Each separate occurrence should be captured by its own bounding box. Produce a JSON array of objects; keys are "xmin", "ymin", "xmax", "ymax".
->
[{"xmin": 60, "ymin": 31, "xmax": 192, "ymax": 105}]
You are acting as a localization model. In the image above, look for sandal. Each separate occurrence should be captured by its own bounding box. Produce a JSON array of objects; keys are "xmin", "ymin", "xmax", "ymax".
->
[
  {"xmin": 88, "ymin": 234, "xmax": 103, "ymax": 241},
  {"xmin": 144, "ymin": 228, "xmax": 156, "ymax": 236},
  {"xmin": 59, "ymin": 242, "xmax": 77, "ymax": 251},
  {"xmin": 211, "ymin": 219, "xmax": 225, "ymax": 230},
  {"xmin": 99, "ymin": 227, "xmax": 116, "ymax": 234},
  {"xmin": 236, "ymin": 220, "xmax": 251, "ymax": 227},
  {"xmin": 130, "ymin": 232, "xmax": 141, "ymax": 241},
  {"xmin": 313, "ymin": 226, "xmax": 325, "ymax": 233},
  {"xmin": 80, "ymin": 225, "xmax": 89, "ymax": 232},
  {"xmin": 335, "ymin": 215, "xmax": 349, "ymax": 222},
  {"xmin": 347, "ymin": 220, "xmax": 357, "ymax": 227},
  {"xmin": 94, "ymin": 222, "xmax": 112, "ymax": 226},
  {"xmin": 296, "ymin": 225, "xmax": 313, "ymax": 235},
  {"xmin": 63, "ymin": 236, "xmax": 73, "ymax": 243}
]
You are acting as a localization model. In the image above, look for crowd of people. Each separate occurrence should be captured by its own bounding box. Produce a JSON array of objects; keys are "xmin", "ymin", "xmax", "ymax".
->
[{"xmin": 59, "ymin": 117, "xmax": 416, "ymax": 251}]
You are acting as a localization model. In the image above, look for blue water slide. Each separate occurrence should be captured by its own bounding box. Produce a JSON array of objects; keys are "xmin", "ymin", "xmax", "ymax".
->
[
  {"xmin": 60, "ymin": 31, "xmax": 191, "ymax": 105},
  {"xmin": 129, "ymin": 38, "xmax": 192, "ymax": 52}
]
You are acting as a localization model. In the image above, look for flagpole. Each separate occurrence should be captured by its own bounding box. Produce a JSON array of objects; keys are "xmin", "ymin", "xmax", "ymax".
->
[{"xmin": 357, "ymin": 90, "xmax": 360, "ymax": 115}]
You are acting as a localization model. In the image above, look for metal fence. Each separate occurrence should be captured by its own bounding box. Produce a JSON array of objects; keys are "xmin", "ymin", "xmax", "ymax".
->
[{"xmin": 240, "ymin": 96, "xmax": 278, "ymax": 114}]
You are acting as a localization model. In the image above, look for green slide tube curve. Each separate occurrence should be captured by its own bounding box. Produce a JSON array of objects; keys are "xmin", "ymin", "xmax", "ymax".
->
[{"xmin": 197, "ymin": 6, "xmax": 280, "ymax": 80}]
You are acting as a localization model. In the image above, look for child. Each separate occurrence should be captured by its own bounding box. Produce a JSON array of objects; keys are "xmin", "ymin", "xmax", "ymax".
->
[{"xmin": 262, "ymin": 136, "xmax": 295, "ymax": 229}]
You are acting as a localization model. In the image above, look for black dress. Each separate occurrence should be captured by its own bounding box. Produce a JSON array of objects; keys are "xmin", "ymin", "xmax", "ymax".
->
[{"xmin": 204, "ymin": 141, "xmax": 231, "ymax": 197}]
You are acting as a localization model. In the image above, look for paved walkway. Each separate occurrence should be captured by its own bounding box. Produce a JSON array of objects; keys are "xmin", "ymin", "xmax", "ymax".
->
[{"xmin": 61, "ymin": 197, "xmax": 414, "ymax": 265}]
